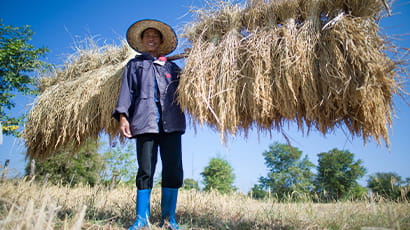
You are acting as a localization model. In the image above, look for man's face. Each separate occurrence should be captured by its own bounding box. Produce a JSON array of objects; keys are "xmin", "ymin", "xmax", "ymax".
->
[{"xmin": 141, "ymin": 28, "xmax": 163, "ymax": 53}]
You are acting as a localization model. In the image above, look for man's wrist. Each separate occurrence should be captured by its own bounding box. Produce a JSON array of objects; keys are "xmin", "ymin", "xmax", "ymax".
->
[{"xmin": 119, "ymin": 113, "xmax": 127, "ymax": 120}]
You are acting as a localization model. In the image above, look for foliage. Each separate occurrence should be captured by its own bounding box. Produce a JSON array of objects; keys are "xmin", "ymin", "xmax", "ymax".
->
[
  {"xmin": 345, "ymin": 184, "xmax": 368, "ymax": 200},
  {"xmin": 201, "ymin": 156, "xmax": 237, "ymax": 194},
  {"xmin": 0, "ymin": 20, "xmax": 49, "ymax": 136},
  {"xmin": 102, "ymin": 141, "xmax": 137, "ymax": 185},
  {"xmin": 367, "ymin": 172, "xmax": 408, "ymax": 200},
  {"xmin": 25, "ymin": 139, "xmax": 105, "ymax": 186},
  {"xmin": 258, "ymin": 142, "xmax": 315, "ymax": 200},
  {"xmin": 315, "ymin": 149, "xmax": 366, "ymax": 200},
  {"xmin": 182, "ymin": 178, "xmax": 200, "ymax": 190},
  {"xmin": 249, "ymin": 184, "xmax": 269, "ymax": 200}
]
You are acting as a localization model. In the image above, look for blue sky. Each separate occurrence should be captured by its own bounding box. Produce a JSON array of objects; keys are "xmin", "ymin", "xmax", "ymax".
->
[{"xmin": 1, "ymin": 0, "xmax": 409, "ymax": 193}]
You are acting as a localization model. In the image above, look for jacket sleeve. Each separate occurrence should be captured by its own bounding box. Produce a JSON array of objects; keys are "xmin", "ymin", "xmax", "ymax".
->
[{"xmin": 112, "ymin": 60, "xmax": 135, "ymax": 121}]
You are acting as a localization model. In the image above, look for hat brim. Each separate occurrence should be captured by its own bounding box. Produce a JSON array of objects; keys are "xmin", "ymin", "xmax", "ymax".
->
[{"xmin": 126, "ymin": 19, "xmax": 177, "ymax": 56}]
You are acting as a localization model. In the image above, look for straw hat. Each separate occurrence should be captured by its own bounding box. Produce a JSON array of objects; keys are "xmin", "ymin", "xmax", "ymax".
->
[{"xmin": 126, "ymin": 19, "xmax": 178, "ymax": 56}]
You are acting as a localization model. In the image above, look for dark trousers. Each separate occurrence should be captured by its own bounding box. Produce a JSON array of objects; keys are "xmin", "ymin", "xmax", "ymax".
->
[{"xmin": 135, "ymin": 132, "xmax": 183, "ymax": 189}]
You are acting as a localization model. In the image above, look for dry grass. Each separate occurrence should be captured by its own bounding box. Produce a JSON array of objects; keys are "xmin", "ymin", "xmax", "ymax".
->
[
  {"xmin": 0, "ymin": 179, "xmax": 133, "ymax": 229},
  {"xmin": 179, "ymin": 0, "xmax": 405, "ymax": 145},
  {"xmin": 1, "ymin": 180, "xmax": 409, "ymax": 230}
]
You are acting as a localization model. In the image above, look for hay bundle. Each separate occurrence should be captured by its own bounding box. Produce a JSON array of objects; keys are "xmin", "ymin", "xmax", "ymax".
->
[
  {"xmin": 180, "ymin": 4, "xmax": 246, "ymax": 139},
  {"xmin": 241, "ymin": 28, "xmax": 278, "ymax": 130},
  {"xmin": 294, "ymin": 0, "xmax": 322, "ymax": 129},
  {"xmin": 269, "ymin": 0, "xmax": 301, "ymax": 121},
  {"xmin": 316, "ymin": 15, "xmax": 397, "ymax": 143},
  {"xmin": 179, "ymin": 0, "xmax": 402, "ymax": 145},
  {"xmin": 241, "ymin": 0, "xmax": 277, "ymax": 30},
  {"xmin": 23, "ymin": 42, "xmax": 135, "ymax": 160}
]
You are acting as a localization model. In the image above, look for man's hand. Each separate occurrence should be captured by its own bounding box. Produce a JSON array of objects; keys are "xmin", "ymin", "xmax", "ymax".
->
[{"xmin": 119, "ymin": 114, "xmax": 132, "ymax": 138}]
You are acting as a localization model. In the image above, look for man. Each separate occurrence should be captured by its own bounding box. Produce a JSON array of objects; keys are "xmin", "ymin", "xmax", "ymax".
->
[{"xmin": 112, "ymin": 19, "xmax": 186, "ymax": 230}]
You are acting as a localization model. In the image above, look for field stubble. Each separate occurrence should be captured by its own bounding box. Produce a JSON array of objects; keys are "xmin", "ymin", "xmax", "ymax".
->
[{"xmin": 0, "ymin": 180, "xmax": 409, "ymax": 229}]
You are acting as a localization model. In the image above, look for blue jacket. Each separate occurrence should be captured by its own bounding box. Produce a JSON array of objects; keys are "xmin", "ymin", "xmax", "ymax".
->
[{"xmin": 112, "ymin": 53, "xmax": 186, "ymax": 136}]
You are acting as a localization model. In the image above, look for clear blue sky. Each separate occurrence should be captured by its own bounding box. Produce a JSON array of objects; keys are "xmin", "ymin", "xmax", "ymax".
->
[{"xmin": 1, "ymin": 0, "xmax": 409, "ymax": 193}]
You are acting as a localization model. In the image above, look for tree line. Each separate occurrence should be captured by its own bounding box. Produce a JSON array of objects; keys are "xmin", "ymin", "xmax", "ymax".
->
[
  {"xmin": 193, "ymin": 142, "xmax": 410, "ymax": 202},
  {"xmin": 249, "ymin": 142, "xmax": 410, "ymax": 201}
]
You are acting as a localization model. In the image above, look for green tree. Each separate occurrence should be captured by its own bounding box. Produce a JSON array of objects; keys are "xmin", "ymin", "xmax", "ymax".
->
[
  {"xmin": 315, "ymin": 149, "xmax": 366, "ymax": 200},
  {"xmin": 182, "ymin": 178, "xmax": 200, "ymax": 190},
  {"xmin": 26, "ymin": 139, "xmax": 105, "ymax": 186},
  {"xmin": 0, "ymin": 20, "xmax": 49, "ymax": 136},
  {"xmin": 258, "ymin": 142, "xmax": 315, "ymax": 200},
  {"xmin": 102, "ymin": 142, "xmax": 138, "ymax": 184},
  {"xmin": 347, "ymin": 184, "xmax": 368, "ymax": 200},
  {"xmin": 249, "ymin": 184, "xmax": 269, "ymax": 200},
  {"xmin": 367, "ymin": 172, "xmax": 404, "ymax": 200},
  {"xmin": 201, "ymin": 156, "xmax": 236, "ymax": 194}
]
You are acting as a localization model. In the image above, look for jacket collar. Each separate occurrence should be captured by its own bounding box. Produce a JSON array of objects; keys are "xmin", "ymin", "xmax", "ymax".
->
[
  {"xmin": 135, "ymin": 52, "xmax": 154, "ymax": 60},
  {"xmin": 135, "ymin": 52, "xmax": 166, "ymax": 66}
]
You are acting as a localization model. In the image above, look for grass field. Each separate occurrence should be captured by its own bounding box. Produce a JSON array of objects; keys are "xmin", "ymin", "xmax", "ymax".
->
[{"xmin": 1, "ymin": 179, "xmax": 409, "ymax": 229}]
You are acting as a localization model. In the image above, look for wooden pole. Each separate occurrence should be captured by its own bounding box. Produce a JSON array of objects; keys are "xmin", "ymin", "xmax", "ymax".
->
[{"xmin": 167, "ymin": 52, "xmax": 188, "ymax": 61}]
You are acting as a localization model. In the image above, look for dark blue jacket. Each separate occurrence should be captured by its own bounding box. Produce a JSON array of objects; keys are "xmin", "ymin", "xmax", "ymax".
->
[{"xmin": 112, "ymin": 53, "xmax": 186, "ymax": 136}]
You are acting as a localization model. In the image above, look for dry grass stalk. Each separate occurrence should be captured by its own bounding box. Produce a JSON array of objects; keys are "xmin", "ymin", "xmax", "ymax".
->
[{"xmin": 179, "ymin": 0, "xmax": 402, "ymax": 145}]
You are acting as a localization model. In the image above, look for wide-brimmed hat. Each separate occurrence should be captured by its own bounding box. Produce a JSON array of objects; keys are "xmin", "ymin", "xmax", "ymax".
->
[{"xmin": 126, "ymin": 19, "xmax": 177, "ymax": 56}]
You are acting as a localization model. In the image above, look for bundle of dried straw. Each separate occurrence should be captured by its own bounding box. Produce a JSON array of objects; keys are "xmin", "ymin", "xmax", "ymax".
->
[
  {"xmin": 23, "ymin": 42, "xmax": 135, "ymax": 160},
  {"xmin": 179, "ymin": 0, "xmax": 403, "ymax": 145}
]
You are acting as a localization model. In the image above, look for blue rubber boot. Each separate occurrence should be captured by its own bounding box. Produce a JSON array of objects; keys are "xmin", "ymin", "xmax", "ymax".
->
[
  {"xmin": 160, "ymin": 187, "xmax": 181, "ymax": 229},
  {"xmin": 128, "ymin": 189, "xmax": 151, "ymax": 230}
]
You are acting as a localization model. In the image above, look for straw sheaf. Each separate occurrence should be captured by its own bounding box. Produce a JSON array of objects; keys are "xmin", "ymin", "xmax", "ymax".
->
[
  {"xmin": 184, "ymin": 4, "xmax": 240, "ymax": 45},
  {"xmin": 179, "ymin": 4, "xmax": 246, "ymax": 140},
  {"xmin": 38, "ymin": 41, "xmax": 131, "ymax": 92},
  {"xmin": 179, "ymin": 0, "xmax": 402, "ymax": 145},
  {"xmin": 23, "ymin": 43, "xmax": 135, "ymax": 160},
  {"xmin": 317, "ymin": 16, "xmax": 396, "ymax": 143},
  {"xmin": 241, "ymin": 0, "xmax": 277, "ymax": 31},
  {"xmin": 126, "ymin": 19, "xmax": 177, "ymax": 56}
]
